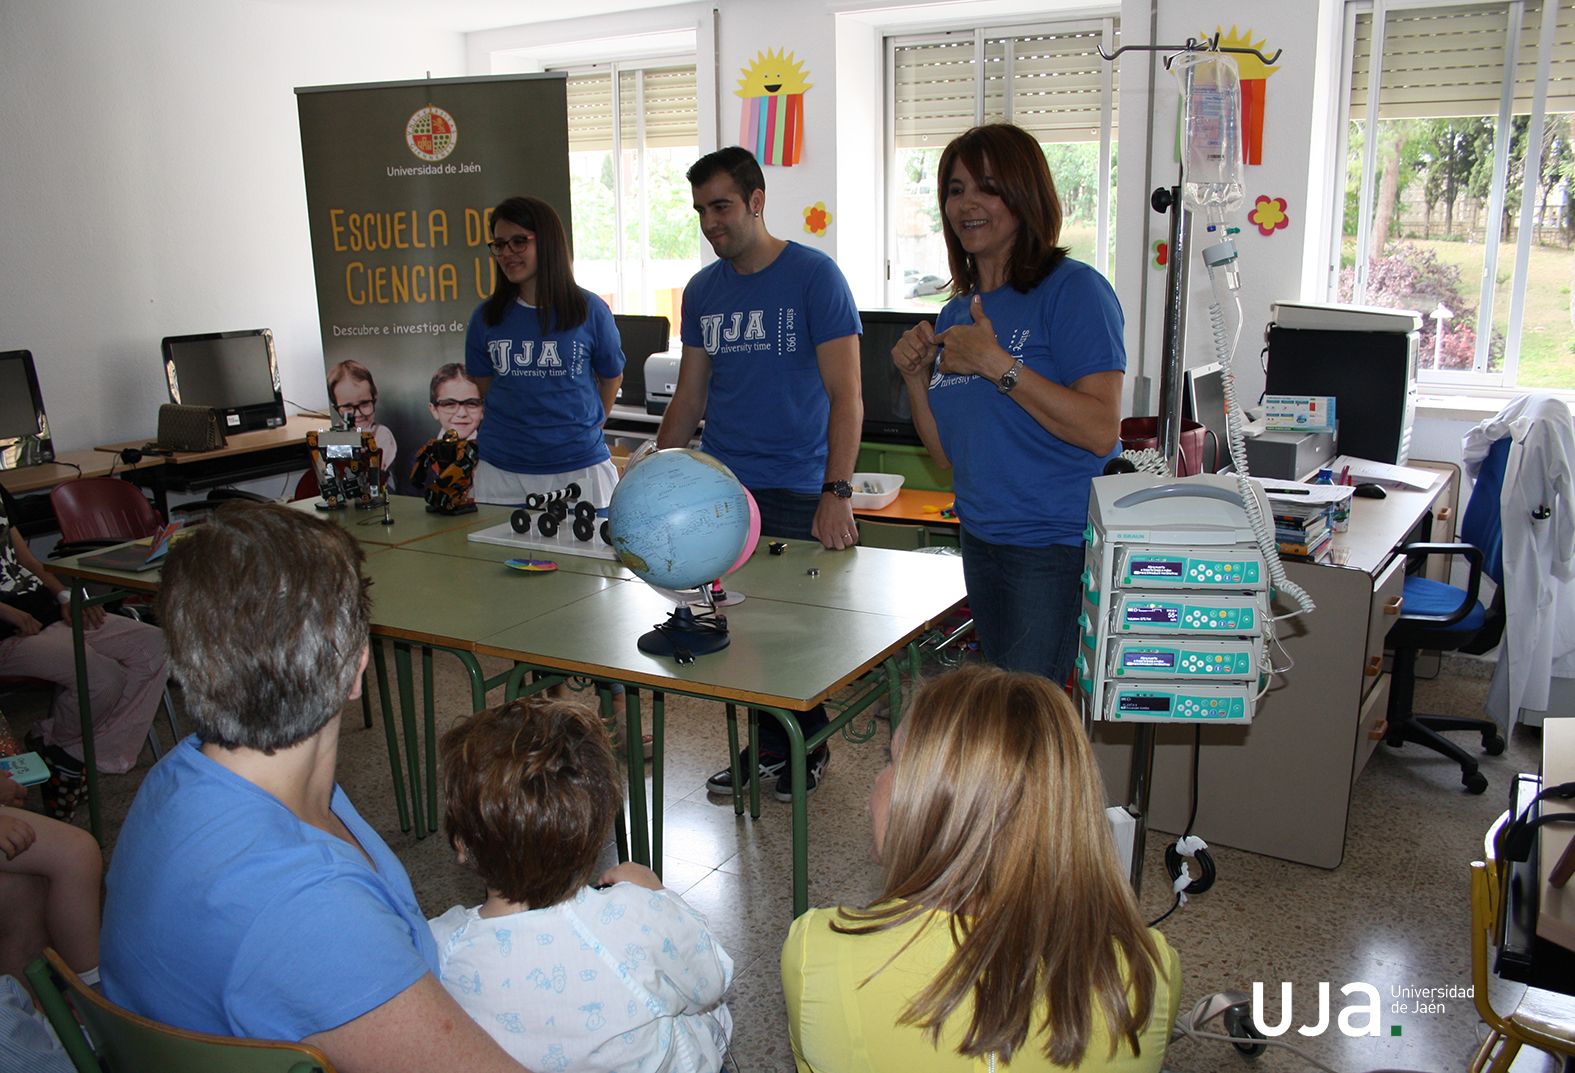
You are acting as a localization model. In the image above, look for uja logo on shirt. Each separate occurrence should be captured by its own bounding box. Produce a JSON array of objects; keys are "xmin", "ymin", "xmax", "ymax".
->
[
  {"xmin": 488, "ymin": 340, "xmax": 565, "ymax": 376},
  {"xmin": 699, "ymin": 311, "xmax": 794, "ymax": 355}
]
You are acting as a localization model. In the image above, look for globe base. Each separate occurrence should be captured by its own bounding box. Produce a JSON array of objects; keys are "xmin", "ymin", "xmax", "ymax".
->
[{"xmin": 637, "ymin": 606, "xmax": 731, "ymax": 664}]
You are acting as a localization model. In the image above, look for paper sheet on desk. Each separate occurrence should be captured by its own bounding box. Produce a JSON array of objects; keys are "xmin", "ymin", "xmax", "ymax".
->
[
  {"xmin": 1327, "ymin": 455, "xmax": 1435, "ymax": 490},
  {"xmin": 1255, "ymin": 480, "xmax": 1356, "ymax": 506}
]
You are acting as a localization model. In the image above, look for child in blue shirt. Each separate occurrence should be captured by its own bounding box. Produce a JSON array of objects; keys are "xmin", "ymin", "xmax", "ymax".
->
[{"xmin": 429, "ymin": 697, "xmax": 733, "ymax": 1073}]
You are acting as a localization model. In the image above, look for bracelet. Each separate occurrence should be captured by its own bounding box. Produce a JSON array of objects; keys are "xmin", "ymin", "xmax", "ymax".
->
[{"xmin": 55, "ymin": 589, "xmax": 72, "ymax": 605}]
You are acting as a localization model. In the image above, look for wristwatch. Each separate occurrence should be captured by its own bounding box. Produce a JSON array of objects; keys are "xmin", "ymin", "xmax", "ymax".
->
[
  {"xmin": 997, "ymin": 358, "xmax": 1025, "ymax": 394},
  {"xmin": 821, "ymin": 480, "xmax": 853, "ymax": 499}
]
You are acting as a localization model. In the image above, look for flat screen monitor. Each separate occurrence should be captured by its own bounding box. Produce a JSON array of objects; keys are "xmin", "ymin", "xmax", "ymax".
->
[
  {"xmin": 612, "ymin": 314, "xmax": 670, "ymax": 408},
  {"xmin": 1182, "ymin": 362, "xmax": 1228, "ymax": 473},
  {"xmin": 162, "ymin": 329, "xmax": 285, "ymax": 433},
  {"xmin": 859, "ymin": 310, "xmax": 933, "ymax": 446},
  {"xmin": 0, "ymin": 350, "xmax": 54, "ymax": 469}
]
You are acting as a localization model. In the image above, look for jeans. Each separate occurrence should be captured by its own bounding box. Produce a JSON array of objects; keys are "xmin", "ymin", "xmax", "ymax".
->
[
  {"xmin": 743, "ymin": 487, "xmax": 829, "ymax": 757},
  {"xmin": 959, "ymin": 528, "xmax": 1086, "ymax": 685}
]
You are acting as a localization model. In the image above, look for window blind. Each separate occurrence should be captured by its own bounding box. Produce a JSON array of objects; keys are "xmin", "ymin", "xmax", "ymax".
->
[
  {"xmin": 892, "ymin": 21, "xmax": 1118, "ymax": 149},
  {"xmin": 1348, "ymin": 1, "xmax": 1575, "ymax": 120},
  {"xmin": 566, "ymin": 65, "xmax": 698, "ymax": 151}
]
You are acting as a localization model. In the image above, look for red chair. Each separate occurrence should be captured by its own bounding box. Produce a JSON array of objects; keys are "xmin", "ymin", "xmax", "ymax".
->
[
  {"xmin": 293, "ymin": 468, "xmax": 320, "ymax": 501},
  {"xmin": 45, "ymin": 477, "xmax": 181, "ymax": 760},
  {"xmin": 49, "ymin": 478, "xmax": 162, "ymax": 547}
]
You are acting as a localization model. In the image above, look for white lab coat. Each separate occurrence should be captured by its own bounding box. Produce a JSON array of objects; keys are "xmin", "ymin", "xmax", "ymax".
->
[{"xmin": 1462, "ymin": 394, "xmax": 1575, "ymax": 730}]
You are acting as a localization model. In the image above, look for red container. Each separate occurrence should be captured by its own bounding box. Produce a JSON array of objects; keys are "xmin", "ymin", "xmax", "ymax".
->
[{"xmin": 1118, "ymin": 416, "xmax": 1215, "ymax": 475}]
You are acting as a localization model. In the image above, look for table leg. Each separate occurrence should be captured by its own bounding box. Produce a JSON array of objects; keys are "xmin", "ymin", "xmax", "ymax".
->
[
  {"xmin": 724, "ymin": 704, "xmax": 744, "ymax": 816},
  {"xmin": 599, "ymin": 684, "xmax": 629, "ymax": 863},
  {"xmin": 369, "ymin": 640, "xmax": 410, "ymax": 833},
  {"xmin": 393, "ymin": 642, "xmax": 425, "ymax": 839},
  {"xmin": 886, "ymin": 655, "xmax": 903, "ymax": 726},
  {"xmin": 651, "ymin": 690, "xmax": 665, "ymax": 877},
  {"xmin": 68, "ymin": 583, "xmax": 101, "ymax": 844},
  {"xmin": 624, "ymin": 687, "xmax": 650, "ymax": 866},
  {"xmin": 747, "ymin": 710, "xmax": 762, "ymax": 821},
  {"xmin": 422, "ymin": 647, "xmax": 438, "ymax": 833},
  {"xmin": 759, "ymin": 705, "xmax": 808, "ymax": 917}
]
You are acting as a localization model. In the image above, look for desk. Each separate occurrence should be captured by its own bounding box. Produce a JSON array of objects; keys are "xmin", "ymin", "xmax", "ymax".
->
[
  {"xmin": 1538, "ymin": 719, "xmax": 1574, "ymax": 953},
  {"xmin": 52, "ymin": 502, "xmax": 969, "ymax": 918},
  {"xmin": 1093, "ymin": 465, "xmax": 1456, "ymax": 868},
  {"xmin": 0, "ymin": 450, "xmax": 164, "ymax": 495},
  {"xmin": 853, "ymin": 488, "xmax": 955, "ymax": 526},
  {"xmin": 94, "ymin": 416, "xmax": 325, "ymax": 513}
]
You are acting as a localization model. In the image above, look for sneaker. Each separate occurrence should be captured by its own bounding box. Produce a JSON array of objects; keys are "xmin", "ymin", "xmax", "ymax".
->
[
  {"xmin": 773, "ymin": 746, "xmax": 831, "ymax": 803},
  {"xmin": 705, "ymin": 749, "xmax": 786, "ymax": 794}
]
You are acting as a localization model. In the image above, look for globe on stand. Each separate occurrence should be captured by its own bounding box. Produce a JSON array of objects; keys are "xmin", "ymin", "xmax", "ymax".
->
[{"xmin": 606, "ymin": 448, "xmax": 752, "ymax": 662}]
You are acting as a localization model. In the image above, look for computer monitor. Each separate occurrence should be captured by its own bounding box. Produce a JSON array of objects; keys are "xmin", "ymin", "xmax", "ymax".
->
[
  {"xmin": 859, "ymin": 310, "xmax": 934, "ymax": 446},
  {"xmin": 162, "ymin": 329, "xmax": 285, "ymax": 434},
  {"xmin": 1181, "ymin": 362, "xmax": 1228, "ymax": 473},
  {"xmin": 611, "ymin": 314, "xmax": 670, "ymax": 409},
  {"xmin": 0, "ymin": 350, "xmax": 54, "ymax": 469}
]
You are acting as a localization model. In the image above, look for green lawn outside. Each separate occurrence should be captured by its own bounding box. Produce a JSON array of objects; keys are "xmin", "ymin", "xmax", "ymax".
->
[{"xmin": 1343, "ymin": 237, "xmax": 1575, "ymax": 389}]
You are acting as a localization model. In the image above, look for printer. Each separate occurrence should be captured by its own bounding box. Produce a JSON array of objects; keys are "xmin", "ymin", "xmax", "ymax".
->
[{"xmin": 644, "ymin": 349, "xmax": 682, "ymax": 416}]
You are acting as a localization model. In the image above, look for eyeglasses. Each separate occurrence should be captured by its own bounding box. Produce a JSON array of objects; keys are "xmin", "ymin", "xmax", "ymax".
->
[
  {"xmin": 486, "ymin": 234, "xmax": 533, "ymax": 255},
  {"xmin": 432, "ymin": 398, "xmax": 484, "ymax": 413},
  {"xmin": 337, "ymin": 400, "xmax": 376, "ymax": 417}
]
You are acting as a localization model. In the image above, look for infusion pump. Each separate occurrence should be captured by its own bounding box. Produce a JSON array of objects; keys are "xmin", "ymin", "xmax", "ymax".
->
[{"xmin": 1078, "ymin": 473, "xmax": 1272, "ymax": 725}]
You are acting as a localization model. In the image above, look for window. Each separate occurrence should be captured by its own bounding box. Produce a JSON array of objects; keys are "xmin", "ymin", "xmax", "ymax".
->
[
  {"xmin": 885, "ymin": 17, "xmax": 1119, "ymax": 309},
  {"xmin": 558, "ymin": 62, "xmax": 700, "ymax": 326},
  {"xmin": 1334, "ymin": 0, "xmax": 1575, "ymax": 390}
]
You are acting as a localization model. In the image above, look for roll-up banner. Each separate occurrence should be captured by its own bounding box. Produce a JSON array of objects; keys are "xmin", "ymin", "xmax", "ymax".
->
[{"xmin": 296, "ymin": 74, "xmax": 570, "ymax": 492}]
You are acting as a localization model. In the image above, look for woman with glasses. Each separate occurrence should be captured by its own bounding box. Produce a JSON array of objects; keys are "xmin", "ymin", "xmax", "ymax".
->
[
  {"xmin": 465, "ymin": 196, "xmax": 625, "ymax": 510},
  {"xmin": 326, "ymin": 359, "xmax": 398, "ymax": 486}
]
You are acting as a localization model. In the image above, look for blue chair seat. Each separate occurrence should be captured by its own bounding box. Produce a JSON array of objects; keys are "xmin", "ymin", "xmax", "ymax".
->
[{"xmin": 1400, "ymin": 575, "xmax": 1486, "ymax": 637}]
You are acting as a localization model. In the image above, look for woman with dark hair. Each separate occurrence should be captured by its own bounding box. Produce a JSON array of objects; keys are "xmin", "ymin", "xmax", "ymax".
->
[
  {"xmin": 890, "ymin": 124, "xmax": 1126, "ymax": 684},
  {"xmin": 783, "ymin": 666, "xmax": 1179, "ymax": 1072},
  {"xmin": 465, "ymin": 196, "xmax": 625, "ymax": 509}
]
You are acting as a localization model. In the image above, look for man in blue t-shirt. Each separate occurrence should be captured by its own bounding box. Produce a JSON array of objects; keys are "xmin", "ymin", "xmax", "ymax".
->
[{"xmin": 656, "ymin": 147, "xmax": 862, "ymax": 802}]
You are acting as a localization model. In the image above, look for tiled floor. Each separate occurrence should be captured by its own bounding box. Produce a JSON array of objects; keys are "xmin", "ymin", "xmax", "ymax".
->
[{"xmin": 8, "ymin": 653, "xmax": 1568, "ymax": 1073}]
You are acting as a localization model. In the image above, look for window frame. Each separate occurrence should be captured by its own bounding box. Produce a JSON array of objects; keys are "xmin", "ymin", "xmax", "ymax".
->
[
  {"xmin": 1329, "ymin": 0, "xmax": 1569, "ymax": 391},
  {"xmin": 881, "ymin": 14, "xmax": 1120, "ymax": 308}
]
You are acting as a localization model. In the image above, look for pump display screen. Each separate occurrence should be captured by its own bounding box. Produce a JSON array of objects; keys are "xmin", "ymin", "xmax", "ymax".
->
[
  {"xmin": 1125, "ymin": 605, "xmax": 1179, "ymax": 626},
  {"xmin": 1129, "ymin": 558, "xmax": 1185, "ymax": 578},
  {"xmin": 1122, "ymin": 650, "xmax": 1177, "ymax": 670},
  {"xmin": 1117, "ymin": 694, "xmax": 1173, "ymax": 714}
]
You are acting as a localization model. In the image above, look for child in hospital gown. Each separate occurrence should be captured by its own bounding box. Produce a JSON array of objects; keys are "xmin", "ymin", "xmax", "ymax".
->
[{"xmin": 427, "ymin": 696, "xmax": 732, "ymax": 1073}]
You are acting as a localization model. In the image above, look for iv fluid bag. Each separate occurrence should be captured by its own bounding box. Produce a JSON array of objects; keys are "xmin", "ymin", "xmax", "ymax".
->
[{"xmin": 1174, "ymin": 52, "xmax": 1244, "ymax": 214}]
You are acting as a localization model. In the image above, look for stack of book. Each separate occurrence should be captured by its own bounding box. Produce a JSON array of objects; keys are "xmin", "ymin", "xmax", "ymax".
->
[{"xmin": 1274, "ymin": 501, "xmax": 1333, "ymax": 561}]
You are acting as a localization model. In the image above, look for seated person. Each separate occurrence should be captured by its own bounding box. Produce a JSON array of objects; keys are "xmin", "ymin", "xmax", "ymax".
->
[
  {"xmin": 99, "ymin": 503, "xmax": 530, "ymax": 1073},
  {"xmin": 0, "ymin": 485, "xmax": 168, "ymax": 819},
  {"xmin": 429, "ymin": 697, "xmax": 733, "ymax": 1073},
  {"xmin": 0, "ymin": 766, "xmax": 102, "ymax": 984},
  {"xmin": 783, "ymin": 665, "xmax": 1181, "ymax": 1073}
]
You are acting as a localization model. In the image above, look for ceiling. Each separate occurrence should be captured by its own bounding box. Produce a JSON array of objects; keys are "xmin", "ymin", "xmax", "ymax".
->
[{"xmin": 254, "ymin": 0, "xmax": 688, "ymax": 34}]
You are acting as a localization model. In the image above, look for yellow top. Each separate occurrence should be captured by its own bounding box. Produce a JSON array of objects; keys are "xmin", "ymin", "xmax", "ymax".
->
[{"xmin": 782, "ymin": 907, "xmax": 1180, "ymax": 1073}]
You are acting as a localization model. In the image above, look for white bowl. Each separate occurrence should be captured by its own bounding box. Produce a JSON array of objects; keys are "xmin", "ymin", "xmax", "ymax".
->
[{"xmin": 850, "ymin": 472, "xmax": 904, "ymax": 509}]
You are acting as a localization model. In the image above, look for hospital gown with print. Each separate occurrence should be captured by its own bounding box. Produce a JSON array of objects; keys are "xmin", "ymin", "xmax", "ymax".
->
[{"xmin": 429, "ymin": 881, "xmax": 733, "ymax": 1073}]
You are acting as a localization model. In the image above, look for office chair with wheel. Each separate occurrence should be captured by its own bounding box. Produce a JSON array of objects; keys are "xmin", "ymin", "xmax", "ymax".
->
[
  {"xmin": 1382, "ymin": 437, "xmax": 1511, "ymax": 794},
  {"xmin": 25, "ymin": 948, "xmax": 336, "ymax": 1073}
]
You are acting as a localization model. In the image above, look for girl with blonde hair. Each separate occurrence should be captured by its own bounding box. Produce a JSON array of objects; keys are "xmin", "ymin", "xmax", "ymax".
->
[{"xmin": 783, "ymin": 665, "xmax": 1179, "ymax": 1071}]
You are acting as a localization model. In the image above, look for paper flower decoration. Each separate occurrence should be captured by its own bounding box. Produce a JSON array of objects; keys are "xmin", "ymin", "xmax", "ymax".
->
[
  {"xmin": 803, "ymin": 202, "xmax": 831, "ymax": 236},
  {"xmin": 1152, "ymin": 239, "xmax": 1169, "ymax": 268},
  {"xmin": 1248, "ymin": 195, "xmax": 1290, "ymax": 237}
]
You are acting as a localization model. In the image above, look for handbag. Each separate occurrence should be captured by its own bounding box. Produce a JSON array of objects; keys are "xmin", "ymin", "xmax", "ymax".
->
[{"xmin": 156, "ymin": 404, "xmax": 226, "ymax": 452}]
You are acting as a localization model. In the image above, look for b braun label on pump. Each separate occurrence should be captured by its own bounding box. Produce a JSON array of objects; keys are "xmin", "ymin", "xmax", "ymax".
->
[
  {"xmin": 1116, "ymin": 547, "xmax": 1266, "ymax": 590},
  {"xmin": 1103, "ymin": 683, "xmax": 1253, "ymax": 723}
]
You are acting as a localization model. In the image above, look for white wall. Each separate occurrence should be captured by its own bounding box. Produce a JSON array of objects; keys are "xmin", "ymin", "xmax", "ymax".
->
[{"xmin": 0, "ymin": 0, "xmax": 465, "ymax": 452}]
